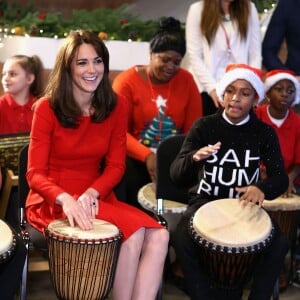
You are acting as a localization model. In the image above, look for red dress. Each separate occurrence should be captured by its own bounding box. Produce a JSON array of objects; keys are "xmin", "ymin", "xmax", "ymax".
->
[{"xmin": 26, "ymin": 97, "xmax": 163, "ymax": 240}]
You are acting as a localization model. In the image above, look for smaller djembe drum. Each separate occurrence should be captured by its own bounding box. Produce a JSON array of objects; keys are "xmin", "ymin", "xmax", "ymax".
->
[
  {"xmin": 138, "ymin": 182, "xmax": 187, "ymax": 214},
  {"xmin": 0, "ymin": 219, "xmax": 16, "ymax": 263},
  {"xmin": 262, "ymin": 195, "xmax": 300, "ymax": 243},
  {"xmin": 190, "ymin": 199, "xmax": 274, "ymax": 290},
  {"xmin": 0, "ymin": 132, "xmax": 30, "ymax": 175},
  {"xmin": 45, "ymin": 218, "xmax": 122, "ymax": 300}
]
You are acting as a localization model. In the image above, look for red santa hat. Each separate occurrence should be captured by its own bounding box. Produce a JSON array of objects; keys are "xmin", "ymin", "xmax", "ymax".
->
[
  {"xmin": 264, "ymin": 69, "xmax": 300, "ymax": 106},
  {"xmin": 216, "ymin": 63, "xmax": 265, "ymax": 103}
]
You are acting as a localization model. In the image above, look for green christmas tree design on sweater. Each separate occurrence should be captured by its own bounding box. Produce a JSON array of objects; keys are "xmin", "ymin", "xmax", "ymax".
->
[{"xmin": 140, "ymin": 94, "xmax": 179, "ymax": 149}]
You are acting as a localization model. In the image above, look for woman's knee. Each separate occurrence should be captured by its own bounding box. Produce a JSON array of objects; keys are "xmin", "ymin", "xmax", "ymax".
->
[
  {"xmin": 144, "ymin": 228, "xmax": 169, "ymax": 254},
  {"xmin": 123, "ymin": 228, "xmax": 146, "ymax": 252}
]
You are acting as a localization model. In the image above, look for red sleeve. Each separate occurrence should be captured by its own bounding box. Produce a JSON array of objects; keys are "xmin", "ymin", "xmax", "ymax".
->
[
  {"xmin": 26, "ymin": 98, "xmax": 65, "ymax": 210},
  {"xmin": 89, "ymin": 96, "xmax": 128, "ymax": 198},
  {"xmin": 126, "ymin": 132, "xmax": 152, "ymax": 162},
  {"xmin": 113, "ymin": 67, "xmax": 154, "ymax": 162}
]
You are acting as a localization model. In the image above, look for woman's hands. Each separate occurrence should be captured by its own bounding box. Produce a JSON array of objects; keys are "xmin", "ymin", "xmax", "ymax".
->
[
  {"xmin": 78, "ymin": 188, "xmax": 99, "ymax": 219},
  {"xmin": 56, "ymin": 187, "xmax": 99, "ymax": 230}
]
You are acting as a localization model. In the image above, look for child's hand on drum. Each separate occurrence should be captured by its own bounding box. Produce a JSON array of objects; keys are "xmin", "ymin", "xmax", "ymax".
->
[
  {"xmin": 236, "ymin": 185, "xmax": 265, "ymax": 207},
  {"xmin": 281, "ymin": 180, "xmax": 297, "ymax": 198},
  {"xmin": 56, "ymin": 192, "xmax": 93, "ymax": 230},
  {"xmin": 193, "ymin": 141, "xmax": 221, "ymax": 161}
]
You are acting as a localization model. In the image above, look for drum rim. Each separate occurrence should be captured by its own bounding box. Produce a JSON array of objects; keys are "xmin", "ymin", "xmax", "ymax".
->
[
  {"xmin": 189, "ymin": 215, "xmax": 275, "ymax": 254},
  {"xmin": 262, "ymin": 195, "xmax": 300, "ymax": 211},
  {"xmin": 0, "ymin": 220, "xmax": 17, "ymax": 262},
  {"xmin": 45, "ymin": 218, "xmax": 123, "ymax": 244},
  {"xmin": 137, "ymin": 183, "xmax": 187, "ymax": 213},
  {"xmin": 45, "ymin": 229, "xmax": 123, "ymax": 244},
  {"xmin": 192, "ymin": 199, "xmax": 273, "ymax": 248}
]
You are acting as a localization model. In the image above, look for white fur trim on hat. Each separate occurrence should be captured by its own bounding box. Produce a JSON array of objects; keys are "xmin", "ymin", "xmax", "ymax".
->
[
  {"xmin": 264, "ymin": 72, "xmax": 300, "ymax": 106},
  {"xmin": 216, "ymin": 68, "xmax": 265, "ymax": 103}
]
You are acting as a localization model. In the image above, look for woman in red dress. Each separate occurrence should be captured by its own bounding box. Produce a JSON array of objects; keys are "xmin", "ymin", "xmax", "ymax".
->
[{"xmin": 25, "ymin": 30, "xmax": 169, "ymax": 300}]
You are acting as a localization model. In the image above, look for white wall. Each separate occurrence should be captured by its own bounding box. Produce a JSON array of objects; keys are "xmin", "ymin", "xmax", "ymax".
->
[{"xmin": 127, "ymin": 0, "xmax": 196, "ymax": 22}]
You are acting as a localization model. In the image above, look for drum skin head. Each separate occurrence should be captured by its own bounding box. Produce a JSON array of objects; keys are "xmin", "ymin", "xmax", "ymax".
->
[
  {"xmin": 47, "ymin": 218, "xmax": 119, "ymax": 239},
  {"xmin": 263, "ymin": 194, "xmax": 300, "ymax": 211},
  {"xmin": 0, "ymin": 219, "xmax": 13, "ymax": 254},
  {"xmin": 192, "ymin": 199, "xmax": 272, "ymax": 247},
  {"xmin": 138, "ymin": 183, "xmax": 187, "ymax": 213}
]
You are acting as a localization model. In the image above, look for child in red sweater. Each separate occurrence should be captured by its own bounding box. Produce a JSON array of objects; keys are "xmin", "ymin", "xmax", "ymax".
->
[
  {"xmin": 0, "ymin": 54, "xmax": 44, "ymax": 230},
  {"xmin": 0, "ymin": 54, "xmax": 44, "ymax": 134},
  {"xmin": 256, "ymin": 69, "xmax": 300, "ymax": 196},
  {"xmin": 256, "ymin": 69, "xmax": 300, "ymax": 288}
]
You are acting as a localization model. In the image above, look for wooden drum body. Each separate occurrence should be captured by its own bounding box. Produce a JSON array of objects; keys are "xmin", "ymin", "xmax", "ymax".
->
[
  {"xmin": 263, "ymin": 195, "xmax": 300, "ymax": 242},
  {"xmin": 0, "ymin": 219, "xmax": 16, "ymax": 263},
  {"xmin": 45, "ymin": 219, "xmax": 123, "ymax": 300},
  {"xmin": 190, "ymin": 199, "xmax": 274, "ymax": 289}
]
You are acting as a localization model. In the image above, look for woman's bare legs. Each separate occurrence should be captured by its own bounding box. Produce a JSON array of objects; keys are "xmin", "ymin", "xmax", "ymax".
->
[
  {"xmin": 112, "ymin": 227, "xmax": 169, "ymax": 300},
  {"xmin": 112, "ymin": 228, "xmax": 145, "ymax": 300},
  {"xmin": 131, "ymin": 228, "xmax": 169, "ymax": 300}
]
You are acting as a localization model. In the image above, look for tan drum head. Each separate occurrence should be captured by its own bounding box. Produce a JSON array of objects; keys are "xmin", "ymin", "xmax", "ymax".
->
[
  {"xmin": 192, "ymin": 199, "xmax": 272, "ymax": 247},
  {"xmin": 137, "ymin": 183, "xmax": 187, "ymax": 213},
  {"xmin": 47, "ymin": 219, "xmax": 119, "ymax": 239},
  {"xmin": 0, "ymin": 219, "xmax": 13, "ymax": 255},
  {"xmin": 262, "ymin": 194, "xmax": 300, "ymax": 211}
]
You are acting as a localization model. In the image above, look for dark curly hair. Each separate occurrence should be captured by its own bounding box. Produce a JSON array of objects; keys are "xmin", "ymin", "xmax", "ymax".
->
[{"xmin": 149, "ymin": 17, "xmax": 186, "ymax": 57}]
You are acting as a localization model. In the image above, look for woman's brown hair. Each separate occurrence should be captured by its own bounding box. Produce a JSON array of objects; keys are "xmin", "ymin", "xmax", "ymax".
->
[
  {"xmin": 45, "ymin": 30, "xmax": 117, "ymax": 128},
  {"xmin": 201, "ymin": 0, "xmax": 250, "ymax": 45}
]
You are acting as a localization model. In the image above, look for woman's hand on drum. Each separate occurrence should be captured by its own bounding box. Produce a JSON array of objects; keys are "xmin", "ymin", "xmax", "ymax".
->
[
  {"xmin": 78, "ymin": 188, "xmax": 100, "ymax": 219},
  {"xmin": 56, "ymin": 192, "xmax": 93, "ymax": 230},
  {"xmin": 146, "ymin": 152, "xmax": 157, "ymax": 182},
  {"xmin": 192, "ymin": 142, "xmax": 221, "ymax": 161},
  {"xmin": 236, "ymin": 185, "xmax": 265, "ymax": 207}
]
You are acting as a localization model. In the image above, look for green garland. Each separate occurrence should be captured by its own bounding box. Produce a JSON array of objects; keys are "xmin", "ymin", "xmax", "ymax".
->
[
  {"xmin": 252, "ymin": 0, "xmax": 277, "ymax": 13},
  {"xmin": 0, "ymin": 1, "xmax": 276, "ymax": 41},
  {"xmin": 0, "ymin": 2, "xmax": 162, "ymax": 41}
]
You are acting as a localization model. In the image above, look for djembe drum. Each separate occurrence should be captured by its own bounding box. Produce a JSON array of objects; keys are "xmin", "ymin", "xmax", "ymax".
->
[
  {"xmin": 45, "ymin": 218, "xmax": 123, "ymax": 300},
  {"xmin": 190, "ymin": 199, "xmax": 274, "ymax": 290},
  {"xmin": 138, "ymin": 182, "xmax": 187, "ymax": 214},
  {"xmin": 0, "ymin": 219, "xmax": 16, "ymax": 263},
  {"xmin": 0, "ymin": 133, "xmax": 30, "ymax": 218},
  {"xmin": 262, "ymin": 195, "xmax": 300, "ymax": 242},
  {"xmin": 0, "ymin": 132, "xmax": 30, "ymax": 175}
]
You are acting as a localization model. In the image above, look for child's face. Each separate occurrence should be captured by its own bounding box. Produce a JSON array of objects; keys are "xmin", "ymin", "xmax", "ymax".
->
[
  {"xmin": 1, "ymin": 59, "xmax": 34, "ymax": 96},
  {"xmin": 267, "ymin": 79, "xmax": 296, "ymax": 111},
  {"xmin": 223, "ymin": 79, "xmax": 257, "ymax": 124}
]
